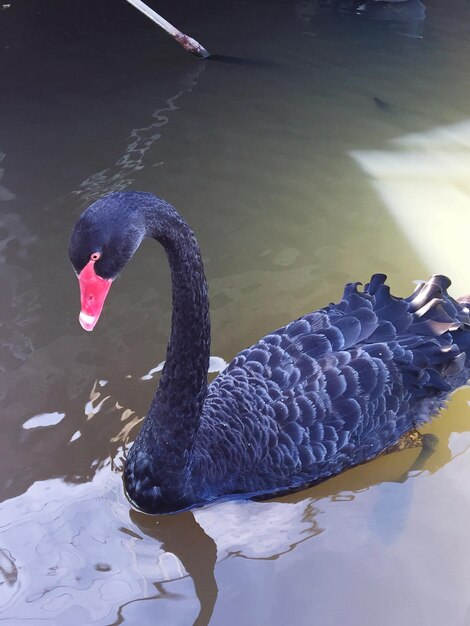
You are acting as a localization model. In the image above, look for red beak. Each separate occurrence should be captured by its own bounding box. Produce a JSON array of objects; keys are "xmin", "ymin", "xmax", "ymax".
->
[{"xmin": 77, "ymin": 258, "xmax": 112, "ymax": 331}]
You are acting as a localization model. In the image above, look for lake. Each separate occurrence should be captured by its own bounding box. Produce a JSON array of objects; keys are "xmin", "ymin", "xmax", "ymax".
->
[{"xmin": 1, "ymin": 1, "xmax": 470, "ymax": 624}]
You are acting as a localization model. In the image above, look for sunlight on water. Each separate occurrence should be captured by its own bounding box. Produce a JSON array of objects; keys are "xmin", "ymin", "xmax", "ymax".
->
[
  {"xmin": 351, "ymin": 120, "xmax": 470, "ymax": 296},
  {"xmin": 22, "ymin": 411, "xmax": 66, "ymax": 430}
]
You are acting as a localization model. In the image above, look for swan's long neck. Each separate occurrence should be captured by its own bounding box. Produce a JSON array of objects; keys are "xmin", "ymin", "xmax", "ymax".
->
[
  {"xmin": 126, "ymin": 196, "xmax": 210, "ymax": 507},
  {"xmin": 146, "ymin": 200, "xmax": 210, "ymax": 409}
]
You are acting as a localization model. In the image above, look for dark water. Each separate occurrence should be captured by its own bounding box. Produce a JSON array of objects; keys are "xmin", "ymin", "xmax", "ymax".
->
[{"xmin": 2, "ymin": 1, "xmax": 470, "ymax": 624}]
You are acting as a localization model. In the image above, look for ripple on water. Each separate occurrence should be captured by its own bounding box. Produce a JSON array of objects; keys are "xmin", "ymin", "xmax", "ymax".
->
[
  {"xmin": 0, "ymin": 458, "xmax": 337, "ymax": 624},
  {"xmin": 0, "ymin": 469, "xmax": 165, "ymax": 623}
]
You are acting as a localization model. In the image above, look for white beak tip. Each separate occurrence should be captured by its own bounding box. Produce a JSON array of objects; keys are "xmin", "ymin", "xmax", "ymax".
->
[{"xmin": 79, "ymin": 311, "xmax": 97, "ymax": 332}]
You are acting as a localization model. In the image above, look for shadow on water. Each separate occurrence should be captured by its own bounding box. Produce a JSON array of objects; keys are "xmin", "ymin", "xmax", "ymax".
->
[{"xmin": 207, "ymin": 54, "xmax": 280, "ymax": 69}]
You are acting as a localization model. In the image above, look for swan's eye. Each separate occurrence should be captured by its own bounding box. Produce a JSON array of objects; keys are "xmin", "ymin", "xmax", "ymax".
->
[{"xmin": 90, "ymin": 252, "xmax": 101, "ymax": 262}]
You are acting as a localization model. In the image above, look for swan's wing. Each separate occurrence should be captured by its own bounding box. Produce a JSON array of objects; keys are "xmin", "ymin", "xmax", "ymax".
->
[{"xmin": 200, "ymin": 274, "xmax": 470, "ymax": 491}]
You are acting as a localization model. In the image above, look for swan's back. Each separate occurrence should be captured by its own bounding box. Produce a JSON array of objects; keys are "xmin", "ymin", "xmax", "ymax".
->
[{"xmin": 192, "ymin": 274, "xmax": 470, "ymax": 499}]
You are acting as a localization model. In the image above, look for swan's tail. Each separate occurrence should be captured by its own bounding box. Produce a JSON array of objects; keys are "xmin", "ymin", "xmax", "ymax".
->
[{"xmin": 362, "ymin": 274, "xmax": 470, "ymax": 397}]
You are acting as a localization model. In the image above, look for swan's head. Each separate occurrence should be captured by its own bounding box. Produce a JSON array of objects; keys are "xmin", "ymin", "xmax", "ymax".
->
[{"xmin": 69, "ymin": 192, "xmax": 146, "ymax": 331}]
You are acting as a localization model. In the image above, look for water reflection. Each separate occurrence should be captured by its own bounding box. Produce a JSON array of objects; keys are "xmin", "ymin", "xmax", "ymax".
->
[
  {"xmin": 22, "ymin": 411, "xmax": 66, "ymax": 430},
  {"xmin": 296, "ymin": 0, "xmax": 426, "ymax": 38},
  {"xmin": 72, "ymin": 63, "xmax": 207, "ymax": 207}
]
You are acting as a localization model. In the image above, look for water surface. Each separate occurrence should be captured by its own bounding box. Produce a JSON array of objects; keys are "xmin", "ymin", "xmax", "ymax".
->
[{"xmin": 1, "ymin": 1, "xmax": 470, "ymax": 624}]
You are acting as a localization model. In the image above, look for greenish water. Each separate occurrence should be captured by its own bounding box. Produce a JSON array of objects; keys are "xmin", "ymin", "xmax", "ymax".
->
[{"xmin": 1, "ymin": 1, "xmax": 470, "ymax": 624}]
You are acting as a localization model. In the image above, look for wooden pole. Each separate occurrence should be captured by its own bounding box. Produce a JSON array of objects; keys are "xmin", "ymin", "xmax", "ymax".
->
[{"xmin": 125, "ymin": 0, "xmax": 210, "ymax": 58}]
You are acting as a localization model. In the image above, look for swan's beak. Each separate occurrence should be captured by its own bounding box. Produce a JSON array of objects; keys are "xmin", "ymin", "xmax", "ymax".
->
[{"xmin": 77, "ymin": 259, "xmax": 112, "ymax": 331}]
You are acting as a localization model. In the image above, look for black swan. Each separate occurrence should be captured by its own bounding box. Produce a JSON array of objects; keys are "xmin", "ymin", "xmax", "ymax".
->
[{"xmin": 69, "ymin": 191, "xmax": 470, "ymax": 514}]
